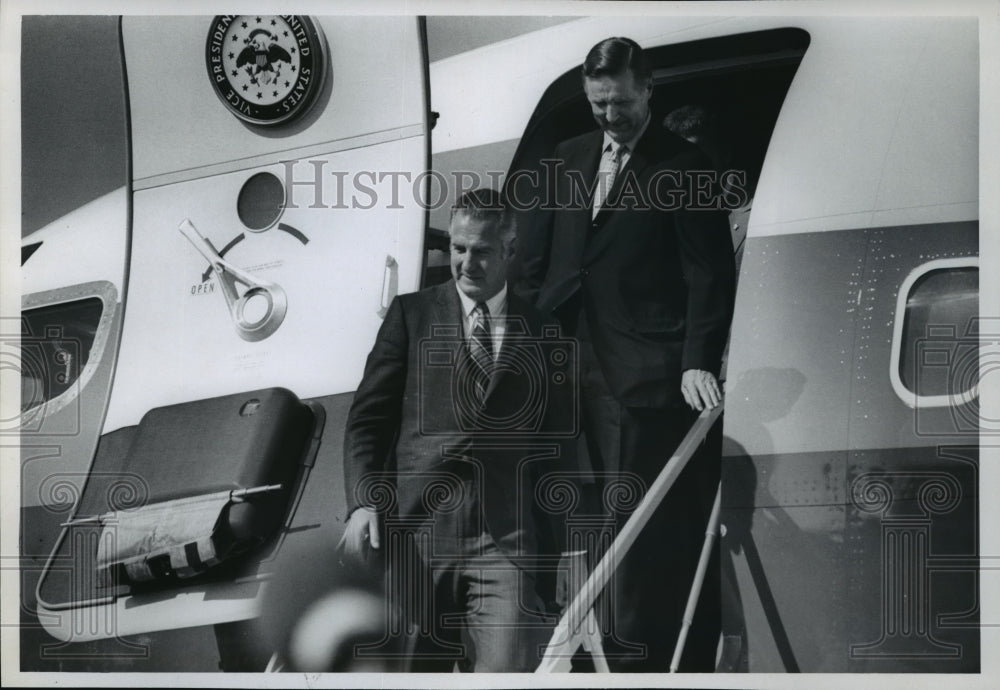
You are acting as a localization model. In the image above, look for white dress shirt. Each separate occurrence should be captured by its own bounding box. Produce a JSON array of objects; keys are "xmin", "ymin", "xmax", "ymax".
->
[{"xmin": 599, "ymin": 111, "xmax": 651, "ymax": 172}]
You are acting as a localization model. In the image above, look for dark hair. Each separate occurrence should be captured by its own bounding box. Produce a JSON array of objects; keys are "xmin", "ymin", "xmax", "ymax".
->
[
  {"xmin": 663, "ymin": 104, "xmax": 717, "ymax": 141},
  {"xmin": 449, "ymin": 188, "xmax": 515, "ymax": 241},
  {"xmin": 582, "ymin": 36, "xmax": 652, "ymax": 83}
]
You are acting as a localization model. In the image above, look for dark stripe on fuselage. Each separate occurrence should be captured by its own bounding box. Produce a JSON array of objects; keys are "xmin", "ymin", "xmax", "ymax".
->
[{"xmin": 721, "ymin": 220, "xmax": 979, "ymax": 673}]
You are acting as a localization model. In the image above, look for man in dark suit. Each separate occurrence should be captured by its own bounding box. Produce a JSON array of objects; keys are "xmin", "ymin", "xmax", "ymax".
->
[
  {"xmin": 342, "ymin": 189, "xmax": 578, "ymax": 672},
  {"xmin": 518, "ymin": 37, "xmax": 736, "ymax": 671}
]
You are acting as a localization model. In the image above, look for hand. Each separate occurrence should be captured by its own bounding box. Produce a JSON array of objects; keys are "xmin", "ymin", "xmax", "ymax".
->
[
  {"xmin": 681, "ymin": 369, "xmax": 722, "ymax": 411},
  {"xmin": 556, "ymin": 551, "xmax": 588, "ymax": 611},
  {"xmin": 342, "ymin": 506, "xmax": 380, "ymax": 557}
]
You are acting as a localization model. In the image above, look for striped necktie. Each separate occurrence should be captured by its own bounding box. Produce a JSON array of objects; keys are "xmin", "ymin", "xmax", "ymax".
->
[
  {"xmin": 469, "ymin": 302, "xmax": 494, "ymax": 402},
  {"xmin": 593, "ymin": 143, "xmax": 626, "ymax": 218}
]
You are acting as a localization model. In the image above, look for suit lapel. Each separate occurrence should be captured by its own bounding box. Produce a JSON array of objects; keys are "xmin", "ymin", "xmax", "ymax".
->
[
  {"xmin": 482, "ymin": 350, "xmax": 503, "ymax": 404},
  {"xmin": 431, "ymin": 281, "xmax": 466, "ymax": 373},
  {"xmin": 576, "ymin": 131, "xmax": 605, "ymax": 181},
  {"xmin": 567, "ymin": 131, "xmax": 605, "ymax": 235},
  {"xmin": 431, "ymin": 280, "xmax": 464, "ymax": 326},
  {"xmin": 585, "ymin": 123, "xmax": 685, "ymax": 264}
]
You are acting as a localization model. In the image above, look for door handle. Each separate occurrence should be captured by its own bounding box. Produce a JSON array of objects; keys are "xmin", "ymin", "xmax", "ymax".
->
[
  {"xmin": 377, "ymin": 255, "xmax": 398, "ymax": 318},
  {"xmin": 179, "ymin": 218, "xmax": 288, "ymax": 342}
]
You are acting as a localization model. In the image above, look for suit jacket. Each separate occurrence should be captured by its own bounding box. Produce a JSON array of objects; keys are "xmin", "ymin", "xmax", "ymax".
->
[
  {"xmin": 343, "ymin": 281, "xmax": 576, "ymax": 560},
  {"xmin": 519, "ymin": 122, "xmax": 736, "ymax": 408}
]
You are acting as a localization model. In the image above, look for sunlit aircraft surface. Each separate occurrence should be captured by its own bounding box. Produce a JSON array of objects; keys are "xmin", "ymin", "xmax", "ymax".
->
[{"xmin": 16, "ymin": 13, "xmax": 979, "ymax": 673}]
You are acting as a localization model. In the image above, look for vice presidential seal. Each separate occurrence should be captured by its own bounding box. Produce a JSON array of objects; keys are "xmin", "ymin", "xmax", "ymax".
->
[{"xmin": 206, "ymin": 15, "xmax": 327, "ymax": 126}]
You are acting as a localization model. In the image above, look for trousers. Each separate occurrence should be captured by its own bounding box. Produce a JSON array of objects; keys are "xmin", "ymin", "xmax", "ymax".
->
[
  {"xmin": 576, "ymin": 326, "xmax": 720, "ymax": 671},
  {"xmin": 401, "ymin": 528, "xmax": 551, "ymax": 672}
]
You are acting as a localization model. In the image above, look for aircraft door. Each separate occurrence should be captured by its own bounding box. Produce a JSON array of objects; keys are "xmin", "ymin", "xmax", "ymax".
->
[
  {"xmin": 105, "ymin": 15, "xmax": 428, "ymax": 431},
  {"xmin": 31, "ymin": 14, "xmax": 429, "ymax": 656}
]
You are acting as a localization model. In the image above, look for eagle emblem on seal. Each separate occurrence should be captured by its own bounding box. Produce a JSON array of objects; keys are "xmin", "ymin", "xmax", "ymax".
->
[
  {"xmin": 236, "ymin": 28, "xmax": 292, "ymax": 86},
  {"xmin": 206, "ymin": 15, "xmax": 327, "ymax": 126}
]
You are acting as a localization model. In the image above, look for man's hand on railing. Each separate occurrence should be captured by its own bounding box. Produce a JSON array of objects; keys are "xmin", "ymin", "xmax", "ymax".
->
[
  {"xmin": 681, "ymin": 369, "xmax": 722, "ymax": 411},
  {"xmin": 556, "ymin": 550, "xmax": 589, "ymax": 611}
]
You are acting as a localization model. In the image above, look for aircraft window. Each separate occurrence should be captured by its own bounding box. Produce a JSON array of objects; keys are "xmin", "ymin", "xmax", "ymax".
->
[
  {"xmin": 505, "ymin": 28, "xmax": 810, "ymax": 282},
  {"xmin": 20, "ymin": 297, "xmax": 105, "ymax": 414},
  {"xmin": 891, "ymin": 259, "xmax": 978, "ymax": 408}
]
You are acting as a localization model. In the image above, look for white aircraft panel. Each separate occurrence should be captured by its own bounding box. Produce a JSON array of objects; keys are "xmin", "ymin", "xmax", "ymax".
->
[
  {"xmin": 873, "ymin": 19, "xmax": 978, "ymax": 215},
  {"xmin": 104, "ymin": 136, "xmax": 425, "ymax": 432},
  {"xmin": 750, "ymin": 20, "xmax": 926, "ymax": 236},
  {"xmin": 21, "ymin": 188, "xmax": 128, "ymax": 296},
  {"xmin": 751, "ymin": 18, "xmax": 977, "ymax": 236},
  {"xmin": 123, "ymin": 15, "xmax": 424, "ymax": 182}
]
